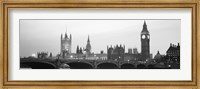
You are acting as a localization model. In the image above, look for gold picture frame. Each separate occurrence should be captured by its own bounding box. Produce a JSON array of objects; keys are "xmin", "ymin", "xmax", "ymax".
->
[{"xmin": 0, "ymin": 0, "xmax": 199, "ymax": 89}]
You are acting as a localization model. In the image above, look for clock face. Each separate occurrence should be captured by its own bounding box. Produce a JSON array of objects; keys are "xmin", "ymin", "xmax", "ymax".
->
[
  {"xmin": 147, "ymin": 35, "xmax": 150, "ymax": 39},
  {"xmin": 142, "ymin": 35, "xmax": 146, "ymax": 39}
]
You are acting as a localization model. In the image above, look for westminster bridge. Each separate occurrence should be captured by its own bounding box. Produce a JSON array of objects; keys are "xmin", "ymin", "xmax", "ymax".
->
[{"xmin": 20, "ymin": 57, "xmax": 169, "ymax": 69}]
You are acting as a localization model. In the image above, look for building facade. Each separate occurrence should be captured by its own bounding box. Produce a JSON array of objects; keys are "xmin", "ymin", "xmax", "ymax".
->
[
  {"xmin": 107, "ymin": 45, "xmax": 125, "ymax": 61},
  {"xmin": 61, "ymin": 31, "xmax": 72, "ymax": 57},
  {"xmin": 166, "ymin": 43, "xmax": 180, "ymax": 63},
  {"xmin": 37, "ymin": 52, "xmax": 48, "ymax": 59}
]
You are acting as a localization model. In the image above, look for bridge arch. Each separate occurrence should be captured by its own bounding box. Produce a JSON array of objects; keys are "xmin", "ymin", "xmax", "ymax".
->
[
  {"xmin": 97, "ymin": 62, "xmax": 119, "ymax": 69},
  {"xmin": 147, "ymin": 64, "xmax": 155, "ymax": 69},
  {"xmin": 121, "ymin": 63, "xmax": 135, "ymax": 69},
  {"xmin": 137, "ymin": 64, "xmax": 146, "ymax": 69},
  {"xmin": 20, "ymin": 61, "xmax": 57, "ymax": 69},
  {"xmin": 61, "ymin": 61, "xmax": 93, "ymax": 69}
]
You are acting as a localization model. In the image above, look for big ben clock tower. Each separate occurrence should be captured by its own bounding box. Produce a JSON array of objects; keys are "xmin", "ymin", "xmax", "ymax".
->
[{"xmin": 141, "ymin": 21, "xmax": 150, "ymax": 60}]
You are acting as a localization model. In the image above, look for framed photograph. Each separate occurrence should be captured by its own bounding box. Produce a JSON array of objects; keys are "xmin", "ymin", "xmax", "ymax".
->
[{"xmin": 1, "ymin": 0, "xmax": 199, "ymax": 89}]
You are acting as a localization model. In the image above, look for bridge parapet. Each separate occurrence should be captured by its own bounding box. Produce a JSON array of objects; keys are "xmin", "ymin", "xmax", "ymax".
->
[{"xmin": 20, "ymin": 58, "xmax": 160, "ymax": 69}]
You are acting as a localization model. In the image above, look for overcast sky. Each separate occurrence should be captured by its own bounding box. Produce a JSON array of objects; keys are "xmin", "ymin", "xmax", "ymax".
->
[{"xmin": 20, "ymin": 19, "xmax": 180, "ymax": 57}]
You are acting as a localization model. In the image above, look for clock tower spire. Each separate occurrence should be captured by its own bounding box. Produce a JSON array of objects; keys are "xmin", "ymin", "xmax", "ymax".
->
[{"xmin": 141, "ymin": 21, "xmax": 150, "ymax": 60}]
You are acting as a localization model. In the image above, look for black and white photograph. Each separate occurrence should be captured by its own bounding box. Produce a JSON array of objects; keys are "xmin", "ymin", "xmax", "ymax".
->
[
  {"xmin": 2, "ymin": 0, "xmax": 198, "ymax": 87},
  {"xmin": 20, "ymin": 19, "xmax": 180, "ymax": 69}
]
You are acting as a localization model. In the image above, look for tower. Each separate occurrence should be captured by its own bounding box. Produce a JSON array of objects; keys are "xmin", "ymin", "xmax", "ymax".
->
[
  {"xmin": 107, "ymin": 45, "xmax": 114, "ymax": 60},
  {"xmin": 128, "ymin": 48, "xmax": 133, "ymax": 54},
  {"xmin": 61, "ymin": 30, "xmax": 72, "ymax": 56},
  {"xmin": 133, "ymin": 48, "xmax": 138, "ymax": 54},
  {"xmin": 85, "ymin": 35, "xmax": 91, "ymax": 55},
  {"xmin": 76, "ymin": 45, "xmax": 79, "ymax": 54},
  {"xmin": 141, "ymin": 21, "xmax": 150, "ymax": 60}
]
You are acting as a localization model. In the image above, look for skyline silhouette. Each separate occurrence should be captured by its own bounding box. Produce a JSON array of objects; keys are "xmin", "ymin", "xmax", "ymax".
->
[{"xmin": 20, "ymin": 20, "xmax": 180, "ymax": 57}]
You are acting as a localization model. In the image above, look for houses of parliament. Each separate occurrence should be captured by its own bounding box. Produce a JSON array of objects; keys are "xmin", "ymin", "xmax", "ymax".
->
[
  {"xmin": 58, "ymin": 21, "xmax": 150, "ymax": 61},
  {"xmin": 28, "ymin": 20, "xmax": 180, "ymax": 69},
  {"xmin": 54, "ymin": 21, "xmax": 179, "ymax": 63}
]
